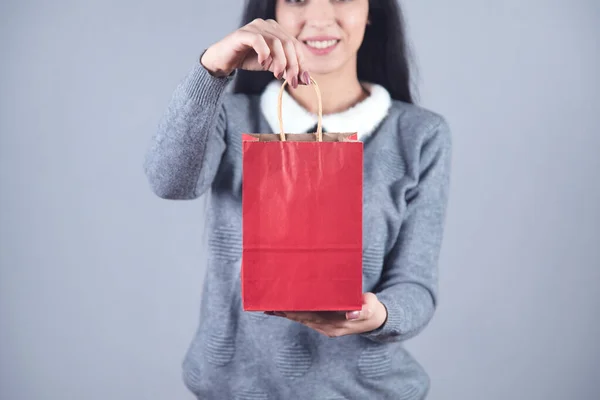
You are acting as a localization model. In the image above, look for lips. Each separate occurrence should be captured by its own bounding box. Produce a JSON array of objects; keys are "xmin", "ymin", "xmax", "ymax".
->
[
  {"xmin": 301, "ymin": 37, "xmax": 340, "ymax": 55},
  {"xmin": 304, "ymin": 39, "xmax": 339, "ymax": 49}
]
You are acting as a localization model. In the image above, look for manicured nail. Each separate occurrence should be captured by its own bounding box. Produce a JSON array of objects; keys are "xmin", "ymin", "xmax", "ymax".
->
[
  {"xmin": 303, "ymin": 71, "xmax": 310, "ymax": 85},
  {"xmin": 292, "ymin": 76, "xmax": 298, "ymax": 88},
  {"xmin": 347, "ymin": 311, "xmax": 360, "ymax": 320},
  {"xmin": 277, "ymin": 71, "xmax": 284, "ymax": 80}
]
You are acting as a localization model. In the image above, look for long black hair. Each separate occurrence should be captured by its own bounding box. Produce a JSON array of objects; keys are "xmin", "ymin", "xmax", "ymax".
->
[{"xmin": 232, "ymin": 0, "xmax": 416, "ymax": 104}]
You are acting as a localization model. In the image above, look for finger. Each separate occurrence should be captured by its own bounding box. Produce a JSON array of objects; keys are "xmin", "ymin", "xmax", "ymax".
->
[
  {"xmin": 263, "ymin": 19, "xmax": 305, "ymax": 71},
  {"xmin": 239, "ymin": 26, "xmax": 277, "ymax": 71},
  {"xmin": 243, "ymin": 25, "xmax": 285, "ymax": 79},
  {"xmin": 248, "ymin": 21, "xmax": 288, "ymax": 80},
  {"xmin": 291, "ymin": 38, "xmax": 309, "ymax": 85},
  {"xmin": 281, "ymin": 38, "xmax": 299, "ymax": 87},
  {"xmin": 243, "ymin": 30, "xmax": 271, "ymax": 65},
  {"xmin": 304, "ymin": 322, "xmax": 330, "ymax": 337},
  {"xmin": 269, "ymin": 21, "xmax": 308, "ymax": 85},
  {"xmin": 363, "ymin": 292, "xmax": 379, "ymax": 306},
  {"xmin": 264, "ymin": 19, "xmax": 300, "ymax": 88},
  {"xmin": 304, "ymin": 321, "xmax": 326, "ymax": 334},
  {"xmin": 264, "ymin": 34, "xmax": 287, "ymax": 80},
  {"xmin": 279, "ymin": 311, "xmax": 321, "ymax": 324},
  {"xmin": 313, "ymin": 327, "xmax": 330, "ymax": 337},
  {"xmin": 306, "ymin": 322, "xmax": 348, "ymax": 338},
  {"xmin": 253, "ymin": 19, "xmax": 297, "ymax": 85},
  {"xmin": 235, "ymin": 29, "xmax": 272, "ymax": 67},
  {"xmin": 346, "ymin": 300, "xmax": 376, "ymax": 322}
]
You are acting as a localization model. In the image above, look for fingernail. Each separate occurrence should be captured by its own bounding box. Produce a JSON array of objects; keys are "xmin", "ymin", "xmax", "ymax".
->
[
  {"xmin": 299, "ymin": 71, "xmax": 305, "ymax": 85},
  {"xmin": 347, "ymin": 311, "xmax": 360, "ymax": 320},
  {"xmin": 277, "ymin": 71, "xmax": 284, "ymax": 80},
  {"xmin": 303, "ymin": 71, "xmax": 310, "ymax": 85},
  {"xmin": 292, "ymin": 76, "xmax": 298, "ymax": 88}
]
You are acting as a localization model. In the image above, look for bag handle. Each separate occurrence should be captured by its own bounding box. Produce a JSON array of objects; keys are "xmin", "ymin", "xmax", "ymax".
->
[{"xmin": 277, "ymin": 77, "xmax": 323, "ymax": 142}]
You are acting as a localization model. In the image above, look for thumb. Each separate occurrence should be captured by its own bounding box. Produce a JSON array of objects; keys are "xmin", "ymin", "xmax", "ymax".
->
[{"xmin": 345, "ymin": 295, "xmax": 376, "ymax": 321}]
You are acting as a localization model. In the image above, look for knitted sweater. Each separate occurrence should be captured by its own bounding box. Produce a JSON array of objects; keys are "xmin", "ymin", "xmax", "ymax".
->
[{"xmin": 143, "ymin": 58, "xmax": 452, "ymax": 400}]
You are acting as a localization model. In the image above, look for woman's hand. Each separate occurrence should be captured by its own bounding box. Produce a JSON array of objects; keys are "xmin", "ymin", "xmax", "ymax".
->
[
  {"xmin": 264, "ymin": 293, "xmax": 388, "ymax": 338},
  {"xmin": 200, "ymin": 18, "xmax": 309, "ymax": 88}
]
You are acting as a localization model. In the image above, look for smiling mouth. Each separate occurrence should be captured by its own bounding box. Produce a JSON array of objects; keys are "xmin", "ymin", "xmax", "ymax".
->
[{"xmin": 302, "ymin": 39, "xmax": 340, "ymax": 49}]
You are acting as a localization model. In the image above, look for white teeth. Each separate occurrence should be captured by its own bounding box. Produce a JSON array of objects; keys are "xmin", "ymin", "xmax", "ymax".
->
[{"xmin": 305, "ymin": 40, "xmax": 338, "ymax": 49}]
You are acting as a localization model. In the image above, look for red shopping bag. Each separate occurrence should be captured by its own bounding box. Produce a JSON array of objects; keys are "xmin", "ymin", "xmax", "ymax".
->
[{"xmin": 241, "ymin": 78, "xmax": 363, "ymax": 311}]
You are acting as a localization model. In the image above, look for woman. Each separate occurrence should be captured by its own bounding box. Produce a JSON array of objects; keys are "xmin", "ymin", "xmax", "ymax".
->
[{"xmin": 144, "ymin": 0, "xmax": 452, "ymax": 398}]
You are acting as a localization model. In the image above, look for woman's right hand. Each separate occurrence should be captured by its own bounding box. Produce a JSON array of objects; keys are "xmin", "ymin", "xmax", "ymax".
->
[{"xmin": 200, "ymin": 18, "xmax": 309, "ymax": 88}]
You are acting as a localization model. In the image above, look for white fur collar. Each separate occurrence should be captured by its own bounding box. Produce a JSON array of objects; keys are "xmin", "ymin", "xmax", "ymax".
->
[{"xmin": 259, "ymin": 80, "xmax": 392, "ymax": 141}]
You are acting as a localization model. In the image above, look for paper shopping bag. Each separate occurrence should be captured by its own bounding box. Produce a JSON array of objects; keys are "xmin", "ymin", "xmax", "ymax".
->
[{"xmin": 241, "ymin": 78, "xmax": 363, "ymax": 311}]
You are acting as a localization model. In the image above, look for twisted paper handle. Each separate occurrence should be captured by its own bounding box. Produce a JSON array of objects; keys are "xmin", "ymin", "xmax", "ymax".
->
[{"xmin": 277, "ymin": 77, "xmax": 323, "ymax": 142}]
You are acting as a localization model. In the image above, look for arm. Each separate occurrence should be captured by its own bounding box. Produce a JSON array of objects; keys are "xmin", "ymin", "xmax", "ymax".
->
[
  {"xmin": 361, "ymin": 117, "xmax": 453, "ymax": 343},
  {"xmin": 143, "ymin": 56, "xmax": 235, "ymax": 200}
]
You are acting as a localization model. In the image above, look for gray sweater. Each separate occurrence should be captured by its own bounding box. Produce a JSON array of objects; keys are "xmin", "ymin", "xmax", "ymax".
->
[{"xmin": 144, "ymin": 59, "xmax": 452, "ymax": 400}]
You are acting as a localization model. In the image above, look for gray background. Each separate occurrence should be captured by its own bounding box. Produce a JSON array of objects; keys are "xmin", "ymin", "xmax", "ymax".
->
[{"xmin": 1, "ymin": 0, "xmax": 599, "ymax": 399}]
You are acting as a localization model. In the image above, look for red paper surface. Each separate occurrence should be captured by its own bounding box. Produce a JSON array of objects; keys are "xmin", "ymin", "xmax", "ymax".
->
[{"xmin": 242, "ymin": 136, "xmax": 363, "ymax": 311}]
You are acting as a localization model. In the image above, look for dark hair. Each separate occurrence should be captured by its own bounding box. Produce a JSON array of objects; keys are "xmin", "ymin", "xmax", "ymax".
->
[{"xmin": 232, "ymin": 0, "xmax": 416, "ymax": 104}]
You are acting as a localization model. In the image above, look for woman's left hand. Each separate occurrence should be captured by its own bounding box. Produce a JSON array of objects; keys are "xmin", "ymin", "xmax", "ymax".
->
[{"xmin": 264, "ymin": 292, "xmax": 387, "ymax": 338}]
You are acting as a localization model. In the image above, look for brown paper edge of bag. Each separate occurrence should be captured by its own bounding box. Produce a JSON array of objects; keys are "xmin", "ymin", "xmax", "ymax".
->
[{"xmin": 244, "ymin": 132, "xmax": 357, "ymax": 142}]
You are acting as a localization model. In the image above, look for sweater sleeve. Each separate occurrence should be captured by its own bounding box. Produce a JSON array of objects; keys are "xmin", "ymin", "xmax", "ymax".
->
[
  {"xmin": 360, "ymin": 117, "xmax": 452, "ymax": 343},
  {"xmin": 143, "ymin": 56, "xmax": 236, "ymax": 200}
]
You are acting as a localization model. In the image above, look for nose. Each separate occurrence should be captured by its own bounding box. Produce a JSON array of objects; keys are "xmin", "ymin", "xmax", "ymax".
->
[{"xmin": 304, "ymin": 0, "xmax": 336, "ymax": 28}]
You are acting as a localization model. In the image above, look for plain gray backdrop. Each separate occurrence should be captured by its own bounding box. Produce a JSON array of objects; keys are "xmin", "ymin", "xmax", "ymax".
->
[{"xmin": 1, "ymin": 0, "xmax": 599, "ymax": 399}]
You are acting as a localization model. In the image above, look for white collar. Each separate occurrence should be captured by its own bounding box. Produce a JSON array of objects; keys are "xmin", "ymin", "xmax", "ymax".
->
[{"xmin": 260, "ymin": 80, "xmax": 392, "ymax": 141}]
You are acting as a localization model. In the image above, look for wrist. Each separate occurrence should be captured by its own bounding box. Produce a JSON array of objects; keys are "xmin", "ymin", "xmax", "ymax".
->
[
  {"xmin": 199, "ymin": 47, "xmax": 234, "ymax": 78},
  {"xmin": 373, "ymin": 299, "xmax": 388, "ymax": 330}
]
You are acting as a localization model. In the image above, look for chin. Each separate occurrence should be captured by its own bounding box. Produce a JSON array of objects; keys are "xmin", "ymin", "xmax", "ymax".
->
[{"xmin": 305, "ymin": 58, "xmax": 348, "ymax": 76}]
